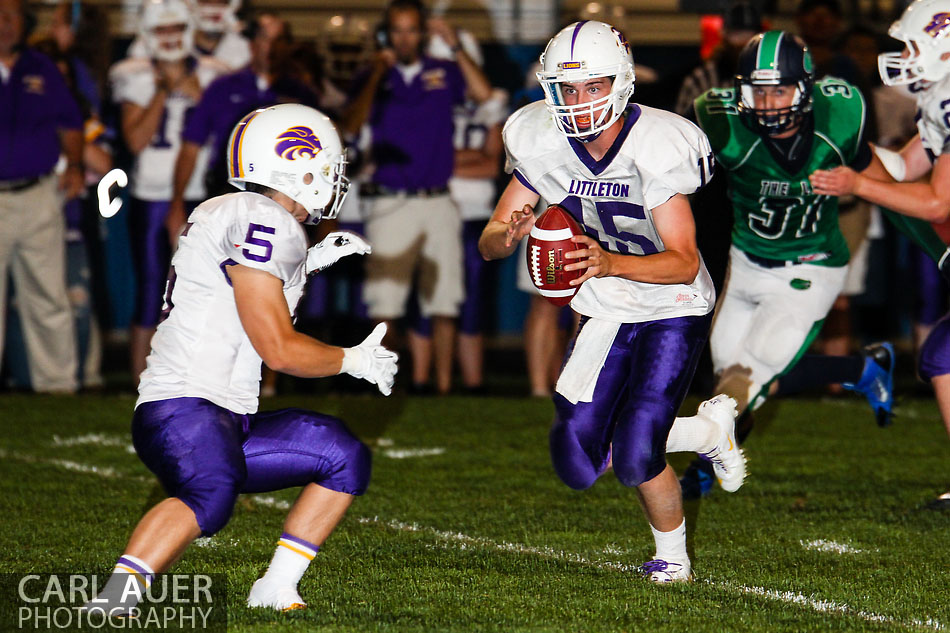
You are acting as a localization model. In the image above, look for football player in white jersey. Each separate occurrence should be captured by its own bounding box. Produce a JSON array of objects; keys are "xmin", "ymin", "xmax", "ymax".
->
[
  {"xmin": 810, "ymin": 0, "xmax": 950, "ymax": 508},
  {"xmin": 127, "ymin": 0, "xmax": 251, "ymax": 70},
  {"xmin": 479, "ymin": 20, "xmax": 746, "ymax": 583},
  {"xmin": 84, "ymin": 104, "xmax": 398, "ymax": 614},
  {"xmin": 110, "ymin": 0, "xmax": 229, "ymax": 383}
]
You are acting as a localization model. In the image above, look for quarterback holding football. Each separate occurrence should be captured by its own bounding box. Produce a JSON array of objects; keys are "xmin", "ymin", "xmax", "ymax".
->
[
  {"xmin": 479, "ymin": 20, "xmax": 745, "ymax": 583},
  {"xmin": 84, "ymin": 104, "xmax": 397, "ymax": 614}
]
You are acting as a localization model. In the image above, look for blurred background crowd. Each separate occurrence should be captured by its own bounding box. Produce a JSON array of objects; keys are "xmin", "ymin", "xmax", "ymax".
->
[{"xmin": 0, "ymin": 0, "xmax": 941, "ymax": 397}]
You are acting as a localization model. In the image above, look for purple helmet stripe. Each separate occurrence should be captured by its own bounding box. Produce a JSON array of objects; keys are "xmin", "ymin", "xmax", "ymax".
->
[{"xmin": 570, "ymin": 21, "xmax": 588, "ymax": 58}]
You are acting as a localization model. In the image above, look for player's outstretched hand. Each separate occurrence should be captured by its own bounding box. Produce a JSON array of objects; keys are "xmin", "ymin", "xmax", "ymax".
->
[
  {"xmin": 505, "ymin": 204, "xmax": 536, "ymax": 248},
  {"xmin": 340, "ymin": 323, "xmax": 399, "ymax": 396},
  {"xmin": 809, "ymin": 166, "xmax": 858, "ymax": 197},
  {"xmin": 564, "ymin": 235, "xmax": 613, "ymax": 285},
  {"xmin": 306, "ymin": 231, "xmax": 372, "ymax": 275}
]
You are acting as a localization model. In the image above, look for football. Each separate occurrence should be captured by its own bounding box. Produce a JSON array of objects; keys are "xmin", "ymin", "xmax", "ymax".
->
[{"xmin": 526, "ymin": 204, "xmax": 585, "ymax": 306}]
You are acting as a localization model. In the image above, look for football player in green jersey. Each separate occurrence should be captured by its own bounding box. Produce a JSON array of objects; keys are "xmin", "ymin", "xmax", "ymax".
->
[
  {"xmin": 682, "ymin": 31, "xmax": 898, "ymax": 496},
  {"xmin": 809, "ymin": 0, "xmax": 950, "ymax": 508}
]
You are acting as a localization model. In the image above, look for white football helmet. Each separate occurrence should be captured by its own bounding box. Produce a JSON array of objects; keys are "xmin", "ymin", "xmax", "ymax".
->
[
  {"xmin": 879, "ymin": 0, "xmax": 950, "ymax": 86},
  {"xmin": 536, "ymin": 20, "xmax": 635, "ymax": 140},
  {"xmin": 227, "ymin": 104, "xmax": 349, "ymax": 224},
  {"xmin": 140, "ymin": 0, "xmax": 194, "ymax": 62},
  {"xmin": 189, "ymin": 0, "xmax": 240, "ymax": 34}
]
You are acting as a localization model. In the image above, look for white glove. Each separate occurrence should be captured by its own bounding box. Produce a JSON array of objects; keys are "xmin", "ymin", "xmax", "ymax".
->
[
  {"xmin": 306, "ymin": 231, "xmax": 372, "ymax": 275},
  {"xmin": 340, "ymin": 323, "xmax": 399, "ymax": 396}
]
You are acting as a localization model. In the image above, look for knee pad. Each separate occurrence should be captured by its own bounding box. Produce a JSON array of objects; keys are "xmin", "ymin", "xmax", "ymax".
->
[
  {"xmin": 305, "ymin": 413, "xmax": 373, "ymax": 496},
  {"xmin": 747, "ymin": 313, "xmax": 807, "ymax": 369},
  {"xmin": 920, "ymin": 319, "xmax": 950, "ymax": 381},
  {"xmin": 611, "ymin": 400, "xmax": 669, "ymax": 488},
  {"xmin": 181, "ymin": 478, "xmax": 241, "ymax": 536},
  {"xmin": 336, "ymin": 438, "xmax": 372, "ymax": 495},
  {"xmin": 549, "ymin": 416, "xmax": 600, "ymax": 491}
]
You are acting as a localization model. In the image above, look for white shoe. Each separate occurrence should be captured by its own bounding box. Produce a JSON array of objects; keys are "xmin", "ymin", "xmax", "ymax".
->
[
  {"xmin": 642, "ymin": 558, "xmax": 692, "ymax": 583},
  {"xmin": 247, "ymin": 578, "xmax": 307, "ymax": 611},
  {"xmin": 698, "ymin": 395, "xmax": 747, "ymax": 493}
]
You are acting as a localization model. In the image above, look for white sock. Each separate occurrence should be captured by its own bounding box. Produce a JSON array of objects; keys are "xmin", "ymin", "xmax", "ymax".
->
[
  {"xmin": 665, "ymin": 414, "xmax": 718, "ymax": 454},
  {"xmin": 260, "ymin": 533, "xmax": 319, "ymax": 588},
  {"xmin": 651, "ymin": 519, "xmax": 688, "ymax": 563},
  {"xmin": 88, "ymin": 554, "xmax": 155, "ymax": 612}
]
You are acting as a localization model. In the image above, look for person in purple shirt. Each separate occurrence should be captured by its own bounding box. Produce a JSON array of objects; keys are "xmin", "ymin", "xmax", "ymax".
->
[
  {"xmin": 0, "ymin": 0, "xmax": 83, "ymax": 393},
  {"xmin": 342, "ymin": 0, "xmax": 491, "ymax": 395},
  {"xmin": 166, "ymin": 11, "xmax": 317, "ymax": 241}
]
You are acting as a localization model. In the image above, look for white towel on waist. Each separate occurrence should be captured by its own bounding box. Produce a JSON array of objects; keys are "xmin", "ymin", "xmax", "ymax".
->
[{"xmin": 555, "ymin": 318, "xmax": 621, "ymax": 405}]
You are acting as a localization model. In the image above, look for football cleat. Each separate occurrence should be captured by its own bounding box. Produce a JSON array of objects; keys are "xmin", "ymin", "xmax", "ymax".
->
[
  {"xmin": 697, "ymin": 395, "xmax": 747, "ymax": 493},
  {"xmin": 641, "ymin": 558, "xmax": 692, "ymax": 583},
  {"xmin": 842, "ymin": 342, "xmax": 895, "ymax": 427},
  {"xmin": 247, "ymin": 579, "xmax": 307, "ymax": 612},
  {"xmin": 679, "ymin": 458, "xmax": 715, "ymax": 500},
  {"xmin": 925, "ymin": 490, "xmax": 950, "ymax": 510}
]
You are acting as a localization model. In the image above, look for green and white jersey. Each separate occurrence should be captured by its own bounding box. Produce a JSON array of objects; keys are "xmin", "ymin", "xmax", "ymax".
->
[{"xmin": 695, "ymin": 77, "xmax": 867, "ymax": 266}]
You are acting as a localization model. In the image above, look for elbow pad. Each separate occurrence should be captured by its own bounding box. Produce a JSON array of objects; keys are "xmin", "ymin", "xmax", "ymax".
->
[{"xmin": 873, "ymin": 145, "xmax": 907, "ymax": 182}]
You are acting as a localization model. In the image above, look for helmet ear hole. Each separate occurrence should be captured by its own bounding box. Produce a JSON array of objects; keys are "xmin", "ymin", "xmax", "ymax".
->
[{"xmin": 303, "ymin": 172, "xmax": 314, "ymax": 185}]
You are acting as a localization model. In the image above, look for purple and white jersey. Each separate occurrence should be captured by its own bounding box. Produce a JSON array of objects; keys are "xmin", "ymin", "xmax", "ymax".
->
[
  {"xmin": 913, "ymin": 74, "xmax": 950, "ymax": 160},
  {"xmin": 109, "ymin": 56, "xmax": 228, "ymax": 200},
  {"xmin": 126, "ymin": 30, "xmax": 251, "ymax": 71},
  {"xmin": 504, "ymin": 101, "xmax": 716, "ymax": 323},
  {"xmin": 450, "ymin": 88, "xmax": 508, "ymax": 221},
  {"xmin": 137, "ymin": 192, "xmax": 308, "ymax": 414}
]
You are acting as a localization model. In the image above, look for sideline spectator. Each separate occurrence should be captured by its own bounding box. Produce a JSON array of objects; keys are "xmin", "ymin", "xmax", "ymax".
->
[
  {"xmin": 109, "ymin": 0, "xmax": 229, "ymax": 384},
  {"xmin": 127, "ymin": 0, "xmax": 250, "ymax": 70},
  {"xmin": 342, "ymin": 0, "xmax": 491, "ymax": 395},
  {"xmin": 674, "ymin": 0, "xmax": 763, "ymax": 118},
  {"xmin": 168, "ymin": 11, "xmax": 316, "ymax": 239},
  {"xmin": 0, "ymin": 0, "xmax": 82, "ymax": 393},
  {"xmin": 409, "ymin": 31, "xmax": 507, "ymax": 394}
]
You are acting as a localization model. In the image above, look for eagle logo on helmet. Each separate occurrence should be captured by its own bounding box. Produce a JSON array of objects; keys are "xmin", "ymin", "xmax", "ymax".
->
[
  {"xmin": 924, "ymin": 12, "xmax": 950, "ymax": 38},
  {"xmin": 274, "ymin": 126, "xmax": 323, "ymax": 161}
]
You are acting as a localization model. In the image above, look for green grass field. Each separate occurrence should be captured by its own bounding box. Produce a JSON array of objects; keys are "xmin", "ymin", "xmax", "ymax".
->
[{"xmin": 1, "ymin": 392, "xmax": 948, "ymax": 632}]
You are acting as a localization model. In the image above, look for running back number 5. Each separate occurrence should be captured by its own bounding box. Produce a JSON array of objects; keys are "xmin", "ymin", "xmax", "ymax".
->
[{"xmin": 243, "ymin": 224, "xmax": 275, "ymax": 263}]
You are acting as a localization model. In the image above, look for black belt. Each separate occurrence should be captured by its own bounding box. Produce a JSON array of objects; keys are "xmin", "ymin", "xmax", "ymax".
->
[
  {"xmin": 0, "ymin": 177, "xmax": 40, "ymax": 192},
  {"xmin": 361, "ymin": 183, "xmax": 449, "ymax": 198},
  {"xmin": 744, "ymin": 252, "xmax": 798, "ymax": 268}
]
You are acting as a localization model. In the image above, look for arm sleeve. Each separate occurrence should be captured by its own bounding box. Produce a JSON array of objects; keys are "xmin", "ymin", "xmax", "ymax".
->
[
  {"xmin": 221, "ymin": 206, "xmax": 306, "ymax": 284},
  {"xmin": 640, "ymin": 120, "xmax": 715, "ymax": 210},
  {"xmin": 109, "ymin": 63, "xmax": 154, "ymax": 107}
]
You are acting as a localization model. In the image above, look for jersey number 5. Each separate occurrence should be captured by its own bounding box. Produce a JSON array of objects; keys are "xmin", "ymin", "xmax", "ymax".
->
[{"xmin": 243, "ymin": 224, "xmax": 275, "ymax": 263}]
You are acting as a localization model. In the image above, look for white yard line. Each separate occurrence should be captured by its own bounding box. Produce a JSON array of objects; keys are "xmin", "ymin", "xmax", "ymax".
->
[
  {"xmin": 51, "ymin": 433, "xmax": 136, "ymax": 453},
  {"xmin": 3, "ymin": 449, "xmax": 943, "ymax": 631},
  {"xmin": 359, "ymin": 517, "xmax": 944, "ymax": 631},
  {"xmin": 0, "ymin": 448, "xmax": 149, "ymax": 482},
  {"xmin": 381, "ymin": 447, "xmax": 446, "ymax": 459},
  {"xmin": 800, "ymin": 539, "xmax": 873, "ymax": 554}
]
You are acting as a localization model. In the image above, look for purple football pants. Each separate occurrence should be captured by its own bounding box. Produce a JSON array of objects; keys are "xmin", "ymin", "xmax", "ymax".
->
[
  {"xmin": 128, "ymin": 199, "xmax": 197, "ymax": 328},
  {"xmin": 132, "ymin": 397, "xmax": 371, "ymax": 536},
  {"xmin": 920, "ymin": 311, "xmax": 950, "ymax": 380},
  {"xmin": 912, "ymin": 245, "xmax": 948, "ymax": 325},
  {"xmin": 551, "ymin": 313, "xmax": 711, "ymax": 490}
]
